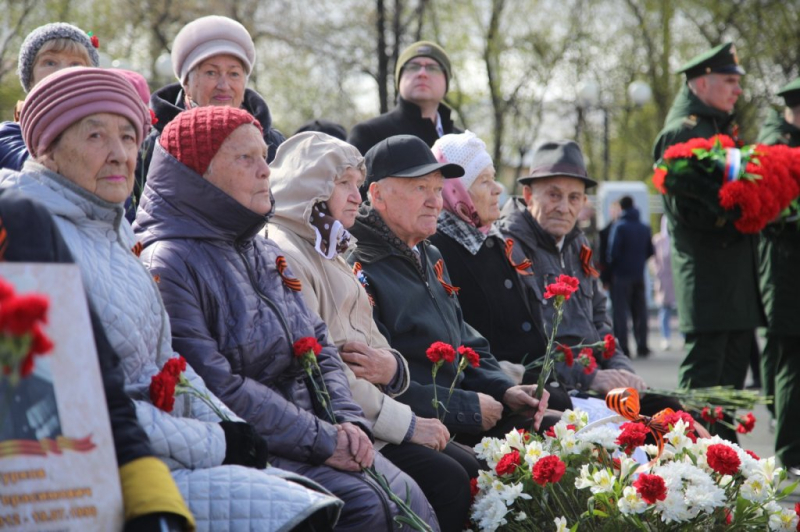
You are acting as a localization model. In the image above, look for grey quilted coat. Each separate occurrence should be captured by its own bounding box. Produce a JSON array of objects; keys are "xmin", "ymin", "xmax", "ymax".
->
[
  {"xmin": 134, "ymin": 143, "xmax": 439, "ymax": 532},
  {"xmin": 0, "ymin": 162, "xmax": 342, "ymax": 532}
]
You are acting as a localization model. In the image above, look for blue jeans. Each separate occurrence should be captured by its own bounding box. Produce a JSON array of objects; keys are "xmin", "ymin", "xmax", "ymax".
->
[{"xmin": 658, "ymin": 304, "xmax": 673, "ymax": 340}]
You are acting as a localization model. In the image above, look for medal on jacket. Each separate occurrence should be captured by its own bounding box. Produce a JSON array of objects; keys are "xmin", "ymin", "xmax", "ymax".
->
[
  {"xmin": 276, "ymin": 256, "xmax": 302, "ymax": 292},
  {"xmin": 352, "ymin": 262, "xmax": 375, "ymax": 306},
  {"xmin": 433, "ymin": 259, "xmax": 460, "ymax": 297}
]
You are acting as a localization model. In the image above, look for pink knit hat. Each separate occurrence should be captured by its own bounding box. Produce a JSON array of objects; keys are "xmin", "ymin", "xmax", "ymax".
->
[
  {"xmin": 160, "ymin": 106, "xmax": 262, "ymax": 176},
  {"xmin": 112, "ymin": 69, "xmax": 151, "ymax": 104},
  {"xmin": 20, "ymin": 67, "xmax": 150, "ymax": 158}
]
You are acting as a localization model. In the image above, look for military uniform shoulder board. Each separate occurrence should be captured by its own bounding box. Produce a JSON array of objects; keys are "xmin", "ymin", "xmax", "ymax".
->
[{"xmin": 682, "ymin": 114, "xmax": 698, "ymax": 128}]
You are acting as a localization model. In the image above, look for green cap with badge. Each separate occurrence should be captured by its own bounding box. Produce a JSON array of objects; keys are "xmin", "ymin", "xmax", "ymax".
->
[
  {"xmin": 777, "ymin": 78, "xmax": 800, "ymax": 108},
  {"xmin": 678, "ymin": 42, "xmax": 745, "ymax": 80}
]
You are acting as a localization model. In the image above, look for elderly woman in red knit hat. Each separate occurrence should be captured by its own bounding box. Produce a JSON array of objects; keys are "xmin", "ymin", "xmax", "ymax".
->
[
  {"xmin": 0, "ymin": 66, "xmax": 342, "ymax": 532},
  {"xmin": 133, "ymin": 105, "xmax": 439, "ymax": 532}
]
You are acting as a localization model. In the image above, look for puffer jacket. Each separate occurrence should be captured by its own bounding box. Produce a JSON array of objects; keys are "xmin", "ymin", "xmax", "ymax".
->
[
  {"xmin": 497, "ymin": 198, "xmax": 634, "ymax": 391},
  {"xmin": 128, "ymin": 82, "xmax": 285, "ymax": 221},
  {"xmin": 0, "ymin": 163, "xmax": 342, "ymax": 532},
  {"xmin": 348, "ymin": 206, "xmax": 516, "ymax": 435},
  {"xmin": 268, "ymin": 134, "xmax": 413, "ymax": 447},
  {"xmin": 135, "ymin": 144, "xmax": 438, "ymax": 532},
  {"xmin": 0, "ymin": 121, "xmax": 27, "ymax": 171}
]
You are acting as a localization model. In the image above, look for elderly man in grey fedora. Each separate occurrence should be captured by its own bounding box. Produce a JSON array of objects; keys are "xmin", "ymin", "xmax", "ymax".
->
[{"xmin": 496, "ymin": 141, "xmax": 654, "ymax": 402}]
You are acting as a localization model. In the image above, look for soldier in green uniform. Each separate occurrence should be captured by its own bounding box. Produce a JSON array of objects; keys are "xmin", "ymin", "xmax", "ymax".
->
[
  {"xmin": 756, "ymin": 78, "xmax": 800, "ymax": 476},
  {"xmin": 653, "ymin": 43, "xmax": 762, "ymax": 443}
]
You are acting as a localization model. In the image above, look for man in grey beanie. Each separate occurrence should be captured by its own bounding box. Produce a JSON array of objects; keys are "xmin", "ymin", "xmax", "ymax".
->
[
  {"xmin": 0, "ymin": 22, "xmax": 99, "ymax": 172},
  {"xmin": 348, "ymin": 41, "xmax": 462, "ymax": 160}
]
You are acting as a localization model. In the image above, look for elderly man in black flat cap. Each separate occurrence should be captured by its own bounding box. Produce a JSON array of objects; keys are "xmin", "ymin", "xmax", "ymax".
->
[
  {"xmin": 347, "ymin": 135, "xmax": 550, "ymax": 445},
  {"xmin": 497, "ymin": 141, "xmax": 683, "ymax": 417}
]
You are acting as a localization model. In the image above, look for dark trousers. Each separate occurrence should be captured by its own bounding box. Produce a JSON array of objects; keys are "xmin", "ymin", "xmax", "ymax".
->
[
  {"xmin": 679, "ymin": 329, "xmax": 752, "ymax": 443},
  {"xmin": 610, "ymin": 276, "xmax": 649, "ymax": 356},
  {"xmin": 760, "ymin": 334, "xmax": 800, "ymax": 467},
  {"xmin": 381, "ymin": 441, "xmax": 477, "ymax": 532}
]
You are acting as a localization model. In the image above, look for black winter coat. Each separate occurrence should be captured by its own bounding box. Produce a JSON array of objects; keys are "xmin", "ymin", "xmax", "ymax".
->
[
  {"xmin": 347, "ymin": 97, "xmax": 461, "ymax": 156},
  {"xmin": 428, "ymin": 220, "xmax": 547, "ymax": 383},
  {"xmin": 0, "ymin": 189, "xmax": 152, "ymax": 466},
  {"xmin": 347, "ymin": 210, "xmax": 515, "ymax": 434}
]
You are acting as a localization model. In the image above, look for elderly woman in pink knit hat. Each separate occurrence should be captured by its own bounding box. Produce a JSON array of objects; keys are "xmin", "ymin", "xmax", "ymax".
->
[
  {"xmin": 131, "ymin": 15, "xmax": 285, "ymax": 221},
  {"xmin": 0, "ymin": 66, "xmax": 342, "ymax": 532}
]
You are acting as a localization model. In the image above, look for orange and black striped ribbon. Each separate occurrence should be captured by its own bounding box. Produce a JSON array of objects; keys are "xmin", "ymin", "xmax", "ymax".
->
[
  {"xmin": 131, "ymin": 241, "xmax": 143, "ymax": 258},
  {"xmin": 352, "ymin": 262, "xmax": 375, "ymax": 306},
  {"xmin": 504, "ymin": 239, "xmax": 532, "ymax": 276},
  {"xmin": 606, "ymin": 387, "xmax": 673, "ymax": 459},
  {"xmin": 433, "ymin": 259, "xmax": 460, "ymax": 297},
  {"xmin": 276, "ymin": 256, "xmax": 302, "ymax": 292},
  {"xmin": 580, "ymin": 244, "xmax": 600, "ymax": 278},
  {"xmin": 0, "ymin": 435, "xmax": 96, "ymax": 458},
  {"xmin": 0, "ymin": 215, "xmax": 7, "ymax": 261}
]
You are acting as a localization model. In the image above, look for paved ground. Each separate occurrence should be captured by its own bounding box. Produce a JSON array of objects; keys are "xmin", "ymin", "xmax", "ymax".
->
[{"xmin": 627, "ymin": 314, "xmax": 799, "ymax": 505}]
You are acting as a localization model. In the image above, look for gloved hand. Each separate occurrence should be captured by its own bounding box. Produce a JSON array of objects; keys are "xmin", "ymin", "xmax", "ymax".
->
[{"xmin": 220, "ymin": 421, "xmax": 269, "ymax": 469}]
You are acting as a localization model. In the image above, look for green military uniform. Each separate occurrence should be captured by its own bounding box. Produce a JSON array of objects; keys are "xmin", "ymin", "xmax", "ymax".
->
[
  {"xmin": 653, "ymin": 43, "xmax": 762, "ymax": 442},
  {"xmin": 756, "ymin": 78, "xmax": 800, "ymax": 471}
]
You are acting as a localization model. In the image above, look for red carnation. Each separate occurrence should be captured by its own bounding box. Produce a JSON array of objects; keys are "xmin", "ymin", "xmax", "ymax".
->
[
  {"xmin": 469, "ymin": 477, "xmax": 479, "ymax": 502},
  {"xmin": 495, "ymin": 450, "xmax": 521, "ymax": 476},
  {"xmin": 662, "ymin": 410, "xmax": 695, "ymax": 432},
  {"xmin": 293, "ymin": 337, "xmax": 322, "ymax": 358},
  {"xmin": 616, "ymin": 422, "xmax": 649, "ymax": 455},
  {"xmin": 0, "ymin": 279, "xmax": 14, "ymax": 302},
  {"xmin": 149, "ymin": 109, "xmax": 159, "ymax": 125},
  {"xmin": 578, "ymin": 348, "xmax": 597, "ymax": 375},
  {"xmin": 150, "ymin": 372, "xmax": 177, "ymax": 412},
  {"xmin": 725, "ymin": 507, "xmax": 733, "ymax": 525},
  {"xmin": 602, "ymin": 334, "xmax": 616, "ymax": 359},
  {"xmin": 736, "ymin": 412, "xmax": 756, "ymax": 434},
  {"xmin": 544, "ymin": 275, "xmax": 579, "ymax": 301},
  {"xmin": 532, "ymin": 455, "xmax": 566, "ymax": 486},
  {"xmin": 426, "ymin": 341, "xmax": 456, "ymax": 364},
  {"xmin": 162, "ymin": 355, "xmax": 187, "ymax": 379},
  {"xmin": 632, "ymin": 473, "xmax": 667, "ymax": 504},
  {"xmin": 29, "ymin": 323, "xmax": 54, "ymax": 357},
  {"xmin": 457, "ymin": 345, "xmax": 480, "ymax": 368},
  {"xmin": 706, "ymin": 443, "xmax": 741, "ymax": 476},
  {"xmin": 517, "ymin": 428, "xmax": 532, "ymax": 442},
  {"xmin": 556, "ymin": 344, "xmax": 574, "ymax": 366},
  {"xmin": 0, "ymin": 294, "xmax": 49, "ymax": 335},
  {"xmin": 652, "ymin": 167, "xmax": 667, "ymax": 194},
  {"xmin": 701, "ymin": 406, "xmax": 723, "ymax": 424}
]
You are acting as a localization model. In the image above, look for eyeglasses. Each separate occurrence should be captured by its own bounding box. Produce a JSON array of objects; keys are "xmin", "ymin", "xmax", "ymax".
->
[{"xmin": 404, "ymin": 62, "xmax": 443, "ymax": 75}]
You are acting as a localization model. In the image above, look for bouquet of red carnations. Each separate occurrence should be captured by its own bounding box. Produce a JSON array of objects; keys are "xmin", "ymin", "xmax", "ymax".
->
[{"xmin": 653, "ymin": 135, "xmax": 800, "ymax": 233}]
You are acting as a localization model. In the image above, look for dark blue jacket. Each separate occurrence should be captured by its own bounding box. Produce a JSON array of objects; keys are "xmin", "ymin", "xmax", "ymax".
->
[
  {"xmin": 609, "ymin": 207, "xmax": 654, "ymax": 279},
  {"xmin": 0, "ymin": 121, "xmax": 28, "ymax": 171}
]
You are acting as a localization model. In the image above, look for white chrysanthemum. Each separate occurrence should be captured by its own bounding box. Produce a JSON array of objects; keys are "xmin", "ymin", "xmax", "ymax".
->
[
  {"xmin": 472, "ymin": 493, "xmax": 510, "ymax": 532},
  {"xmin": 618, "ymin": 486, "xmax": 647, "ymax": 515},
  {"xmin": 562, "ymin": 408, "xmax": 589, "ymax": 429},
  {"xmin": 576, "ymin": 425, "xmax": 620, "ymax": 450},
  {"xmin": 523, "ymin": 440, "xmax": 547, "ymax": 467},
  {"xmin": 504, "ymin": 429, "xmax": 525, "ymax": 451},
  {"xmin": 740, "ymin": 476, "xmax": 770, "ymax": 502},
  {"xmin": 684, "ymin": 483, "xmax": 725, "ymax": 512},
  {"xmin": 515, "ymin": 511, "xmax": 527, "ymax": 522},
  {"xmin": 554, "ymin": 516, "xmax": 568, "ymax": 532},
  {"xmin": 653, "ymin": 461, "xmax": 724, "ymax": 522},
  {"xmin": 768, "ymin": 507, "xmax": 799, "ymax": 531}
]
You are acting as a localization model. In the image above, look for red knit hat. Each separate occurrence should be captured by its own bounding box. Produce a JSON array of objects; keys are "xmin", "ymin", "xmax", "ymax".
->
[{"xmin": 160, "ymin": 106, "xmax": 262, "ymax": 176}]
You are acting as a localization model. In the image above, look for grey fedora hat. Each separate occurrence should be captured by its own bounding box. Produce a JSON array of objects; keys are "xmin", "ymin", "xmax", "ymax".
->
[{"xmin": 518, "ymin": 140, "xmax": 597, "ymax": 188}]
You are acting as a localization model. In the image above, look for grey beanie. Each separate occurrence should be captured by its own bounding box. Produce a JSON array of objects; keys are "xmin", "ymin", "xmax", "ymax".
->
[
  {"xmin": 171, "ymin": 16, "xmax": 255, "ymax": 84},
  {"xmin": 17, "ymin": 22, "xmax": 100, "ymax": 92}
]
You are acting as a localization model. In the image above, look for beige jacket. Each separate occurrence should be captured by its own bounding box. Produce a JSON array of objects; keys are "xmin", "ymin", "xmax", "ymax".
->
[{"xmin": 268, "ymin": 132, "xmax": 413, "ymax": 447}]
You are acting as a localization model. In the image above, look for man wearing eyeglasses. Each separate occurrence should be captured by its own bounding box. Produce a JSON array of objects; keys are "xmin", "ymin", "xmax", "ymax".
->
[{"xmin": 348, "ymin": 41, "xmax": 462, "ymax": 157}]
